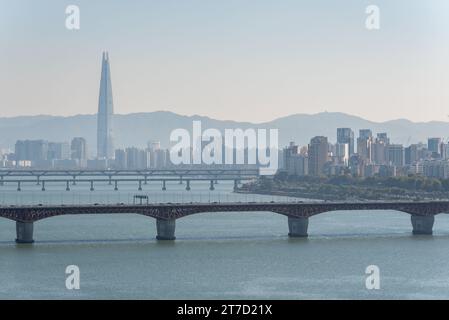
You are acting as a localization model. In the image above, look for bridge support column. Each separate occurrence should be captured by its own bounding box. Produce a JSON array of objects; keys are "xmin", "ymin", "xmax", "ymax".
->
[
  {"xmin": 90, "ymin": 180, "xmax": 94, "ymax": 191},
  {"xmin": 233, "ymin": 179, "xmax": 238, "ymax": 191},
  {"xmin": 16, "ymin": 221, "xmax": 34, "ymax": 244},
  {"xmin": 162, "ymin": 180, "xmax": 166, "ymax": 191},
  {"xmin": 288, "ymin": 217, "xmax": 309, "ymax": 238},
  {"xmin": 36, "ymin": 176, "xmax": 40, "ymax": 186},
  {"xmin": 41, "ymin": 181, "xmax": 45, "ymax": 191},
  {"xmin": 156, "ymin": 219, "xmax": 176, "ymax": 240},
  {"xmin": 209, "ymin": 180, "xmax": 215, "ymax": 191},
  {"xmin": 411, "ymin": 215, "xmax": 434, "ymax": 235},
  {"xmin": 0, "ymin": 176, "xmax": 3, "ymax": 186},
  {"xmin": 66, "ymin": 181, "xmax": 70, "ymax": 191},
  {"xmin": 17, "ymin": 181, "xmax": 21, "ymax": 192},
  {"xmin": 138, "ymin": 180, "xmax": 142, "ymax": 191},
  {"xmin": 186, "ymin": 180, "xmax": 191, "ymax": 191},
  {"xmin": 114, "ymin": 180, "xmax": 118, "ymax": 191}
]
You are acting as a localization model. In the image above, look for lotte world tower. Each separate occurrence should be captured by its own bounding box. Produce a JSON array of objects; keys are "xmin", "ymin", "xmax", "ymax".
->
[{"xmin": 97, "ymin": 52, "xmax": 114, "ymax": 159}]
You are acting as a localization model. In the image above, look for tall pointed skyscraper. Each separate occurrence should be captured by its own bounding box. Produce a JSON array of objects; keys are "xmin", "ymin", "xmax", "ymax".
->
[{"xmin": 97, "ymin": 52, "xmax": 114, "ymax": 159}]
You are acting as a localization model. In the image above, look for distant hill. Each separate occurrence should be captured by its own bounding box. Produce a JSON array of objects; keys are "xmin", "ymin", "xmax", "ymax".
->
[{"xmin": 0, "ymin": 111, "xmax": 448, "ymax": 156}]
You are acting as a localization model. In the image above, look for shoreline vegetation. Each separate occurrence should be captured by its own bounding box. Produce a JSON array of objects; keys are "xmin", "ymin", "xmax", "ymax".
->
[{"xmin": 237, "ymin": 173, "xmax": 449, "ymax": 201}]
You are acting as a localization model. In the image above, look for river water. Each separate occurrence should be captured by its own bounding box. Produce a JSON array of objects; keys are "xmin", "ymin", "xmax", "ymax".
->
[{"xmin": 1, "ymin": 180, "xmax": 449, "ymax": 299}]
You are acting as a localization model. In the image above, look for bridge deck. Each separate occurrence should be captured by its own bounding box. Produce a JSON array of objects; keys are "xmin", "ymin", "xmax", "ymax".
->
[
  {"xmin": 0, "ymin": 168, "xmax": 259, "ymax": 177},
  {"xmin": 1, "ymin": 201, "xmax": 449, "ymax": 222},
  {"xmin": 3, "ymin": 201, "xmax": 447, "ymax": 242}
]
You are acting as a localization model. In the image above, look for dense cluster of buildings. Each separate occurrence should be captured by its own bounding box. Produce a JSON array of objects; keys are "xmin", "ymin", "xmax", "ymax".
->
[
  {"xmin": 0, "ymin": 138, "xmax": 171, "ymax": 170},
  {"xmin": 281, "ymin": 128, "xmax": 449, "ymax": 179},
  {"xmin": 3, "ymin": 128, "xmax": 449, "ymax": 180}
]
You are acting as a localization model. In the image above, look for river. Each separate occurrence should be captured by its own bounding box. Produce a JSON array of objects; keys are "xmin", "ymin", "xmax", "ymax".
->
[{"xmin": 1, "ymin": 180, "xmax": 449, "ymax": 299}]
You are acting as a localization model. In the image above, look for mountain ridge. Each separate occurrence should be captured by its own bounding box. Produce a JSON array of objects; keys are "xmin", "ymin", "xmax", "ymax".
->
[
  {"xmin": 0, "ymin": 111, "xmax": 448, "ymax": 155},
  {"xmin": 1, "ymin": 111, "xmax": 445, "ymax": 125}
]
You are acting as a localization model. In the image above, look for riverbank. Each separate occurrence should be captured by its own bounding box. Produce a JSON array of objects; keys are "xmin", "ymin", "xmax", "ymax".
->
[{"xmin": 237, "ymin": 174, "xmax": 449, "ymax": 201}]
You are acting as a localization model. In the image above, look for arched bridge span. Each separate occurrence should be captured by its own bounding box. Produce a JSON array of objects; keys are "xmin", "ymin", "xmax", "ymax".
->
[{"xmin": 1, "ymin": 201, "xmax": 447, "ymax": 243}]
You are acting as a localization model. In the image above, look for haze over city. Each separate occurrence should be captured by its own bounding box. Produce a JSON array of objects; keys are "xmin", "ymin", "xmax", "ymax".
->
[
  {"xmin": 4, "ymin": 1, "xmax": 449, "ymax": 303},
  {"xmin": 1, "ymin": 0, "xmax": 449, "ymax": 123}
]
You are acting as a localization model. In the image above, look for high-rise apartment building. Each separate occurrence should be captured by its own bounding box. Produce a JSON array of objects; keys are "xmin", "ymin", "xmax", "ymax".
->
[
  {"xmin": 387, "ymin": 144, "xmax": 404, "ymax": 167},
  {"xmin": 14, "ymin": 140, "xmax": 48, "ymax": 162},
  {"xmin": 357, "ymin": 129, "xmax": 372, "ymax": 162},
  {"xmin": 71, "ymin": 137, "xmax": 88, "ymax": 161},
  {"xmin": 337, "ymin": 128, "xmax": 354, "ymax": 155},
  {"xmin": 308, "ymin": 136, "xmax": 329, "ymax": 176},
  {"xmin": 47, "ymin": 142, "xmax": 70, "ymax": 161},
  {"xmin": 428, "ymin": 138, "xmax": 442, "ymax": 156}
]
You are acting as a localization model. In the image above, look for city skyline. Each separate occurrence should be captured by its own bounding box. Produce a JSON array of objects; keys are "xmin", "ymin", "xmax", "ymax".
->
[
  {"xmin": 2, "ymin": 3, "xmax": 449, "ymax": 182},
  {"xmin": 7, "ymin": 124, "xmax": 449, "ymax": 182},
  {"xmin": 1, "ymin": 1, "xmax": 448, "ymax": 123}
]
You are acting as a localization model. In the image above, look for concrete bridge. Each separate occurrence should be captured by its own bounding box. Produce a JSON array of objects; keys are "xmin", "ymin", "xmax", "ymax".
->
[
  {"xmin": 0, "ymin": 168, "xmax": 258, "ymax": 192},
  {"xmin": 1, "ymin": 201, "xmax": 448, "ymax": 243}
]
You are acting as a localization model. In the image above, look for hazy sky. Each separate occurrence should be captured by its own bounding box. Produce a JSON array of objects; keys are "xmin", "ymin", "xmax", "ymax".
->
[{"xmin": 1, "ymin": 0, "xmax": 448, "ymax": 122}]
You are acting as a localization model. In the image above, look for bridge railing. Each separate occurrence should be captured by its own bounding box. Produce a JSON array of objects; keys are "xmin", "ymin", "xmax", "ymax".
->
[{"xmin": 0, "ymin": 191, "xmax": 307, "ymax": 206}]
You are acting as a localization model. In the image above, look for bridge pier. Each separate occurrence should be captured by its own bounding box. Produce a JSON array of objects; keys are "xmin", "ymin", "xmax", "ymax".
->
[
  {"xmin": 66, "ymin": 181, "xmax": 70, "ymax": 191},
  {"xmin": 288, "ymin": 217, "xmax": 309, "ymax": 238},
  {"xmin": 156, "ymin": 219, "xmax": 176, "ymax": 240},
  {"xmin": 15, "ymin": 221, "xmax": 34, "ymax": 244},
  {"xmin": 41, "ymin": 181, "xmax": 45, "ymax": 191},
  {"xmin": 90, "ymin": 180, "xmax": 94, "ymax": 191},
  {"xmin": 411, "ymin": 215, "xmax": 434, "ymax": 235},
  {"xmin": 17, "ymin": 181, "xmax": 21, "ymax": 192},
  {"xmin": 138, "ymin": 180, "xmax": 142, "ymax": 191},
  {"xmin": 162, "ymin": 180, "xmax": 166, "ymax": 191},
  {"xmin": 186, "ymin": 180, "xmax": 191, "ymax": 191},
  {"xmin": 114, "ymin": 180, "xmax": 118, "ymax": 191},
  {"xmin": 209, "ymin": 180, "xmax": 215, "ymax": 191}
]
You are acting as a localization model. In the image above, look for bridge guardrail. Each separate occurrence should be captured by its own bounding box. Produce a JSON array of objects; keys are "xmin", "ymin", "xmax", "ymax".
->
[{"xmin": 0, "ymin": 190, "xmax": 308, "ymax": 207}]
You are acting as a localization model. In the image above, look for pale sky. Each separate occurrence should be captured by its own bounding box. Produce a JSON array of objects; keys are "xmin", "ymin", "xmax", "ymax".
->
[{"xmin": 1, "ymin": 0, "xmax": 448, "ymax": 123}]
